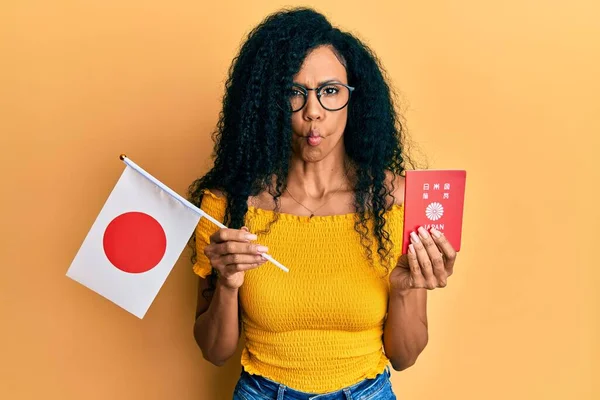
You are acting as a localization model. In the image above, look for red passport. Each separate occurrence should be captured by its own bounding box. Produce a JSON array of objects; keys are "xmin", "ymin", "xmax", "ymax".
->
[{"xmin": 402, "ymin": 170, "xmax": 467, "ymax": 254}]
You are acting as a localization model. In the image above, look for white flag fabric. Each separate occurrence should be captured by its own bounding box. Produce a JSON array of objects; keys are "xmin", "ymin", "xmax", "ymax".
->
[{"xmin": 67, "ymin": 163, "xmax": 202, "ymax": 318}]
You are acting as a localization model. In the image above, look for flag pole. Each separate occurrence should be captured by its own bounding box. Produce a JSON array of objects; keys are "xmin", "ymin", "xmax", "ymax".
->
[{"xmin": 118, "ymin": 154, "xmax": 289, "ymax": 273}]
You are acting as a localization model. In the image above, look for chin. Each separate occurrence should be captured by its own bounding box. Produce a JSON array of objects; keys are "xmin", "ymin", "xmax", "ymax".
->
[
  {"xmin": 293, "ymin": 142, "xmax": 328, "ymax": 162},
  {"xmin": 294, "ymin": 149, "xmax": 321, "ymax": 163},
  {"xmin": 301, "ymin": 153, "xmax": 326, "ymax": 163}
]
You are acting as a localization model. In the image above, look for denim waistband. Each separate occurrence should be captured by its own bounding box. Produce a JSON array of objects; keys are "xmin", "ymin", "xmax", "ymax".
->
[{"xmin": 234, "ymin": 366, "xmax": 392, "ymax": 400}]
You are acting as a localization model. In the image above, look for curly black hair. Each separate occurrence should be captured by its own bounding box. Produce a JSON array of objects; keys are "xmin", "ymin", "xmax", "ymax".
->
[{"xmin": 187, "ymin": 7, "xmax": 421, "ymax": 299}]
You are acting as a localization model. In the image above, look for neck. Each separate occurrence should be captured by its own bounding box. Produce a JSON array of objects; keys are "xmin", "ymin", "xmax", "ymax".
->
[{"xmin": 287, "ymin": 153, "xmax": 349, "ymax": 199}]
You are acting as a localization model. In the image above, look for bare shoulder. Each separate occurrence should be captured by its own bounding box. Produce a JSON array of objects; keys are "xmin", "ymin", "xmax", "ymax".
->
[
  {"xmin": 248, "ymin": 189, "xmax": 276, "ymax": 210},
  {"xmin": 211, "ymin": 189, "xmax": 226, "ymax": 198},
  {"xmin": 384, "ymin": 170, "xmax": 405, "ymax": 207},
  {"xmin": 206, "ymin": 188, "xmax": 227, "ymax": 199}
]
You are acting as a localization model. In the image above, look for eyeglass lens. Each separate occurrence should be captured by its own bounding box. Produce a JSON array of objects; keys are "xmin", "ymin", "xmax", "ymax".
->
[{"xmin": 288, "ymin": 83, "xmax": 351, "ymax": 112}]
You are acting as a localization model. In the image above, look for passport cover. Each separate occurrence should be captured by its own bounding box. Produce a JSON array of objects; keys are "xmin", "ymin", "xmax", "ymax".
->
[{"xmin": 401, "ymin": 170, "xmax": 466, "ymax": 254}]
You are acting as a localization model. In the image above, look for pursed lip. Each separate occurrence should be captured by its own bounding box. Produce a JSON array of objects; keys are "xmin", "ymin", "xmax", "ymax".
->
[
  {"xmin": 306, "ymin": 129, "xmax": 323, "ymax": 147},
  {"xmin": 307, "ymin": 128, "xmax": 323, "ymax": 138},
  {"xmin": 293, "ymin": 128, "xmax": 324, "ymax": 139}
]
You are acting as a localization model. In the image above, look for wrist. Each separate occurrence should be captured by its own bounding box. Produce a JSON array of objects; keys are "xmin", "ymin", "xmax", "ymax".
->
[
  {"xmin": 216, "ymin": 278, "xmax": 240, "ymax": 294},
  {"xmin": 389, "ymin": 284, "xmax": 414, "ymax": 299}
]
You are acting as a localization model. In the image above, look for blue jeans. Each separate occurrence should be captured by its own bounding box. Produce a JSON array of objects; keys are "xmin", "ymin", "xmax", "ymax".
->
[{"xmin": 232, "ymin": 367, "xmax": 397, "ymax": 400}]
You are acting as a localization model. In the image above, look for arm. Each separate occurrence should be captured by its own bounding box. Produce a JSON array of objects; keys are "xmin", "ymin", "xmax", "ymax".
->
[
  {"xmin": 192, "ymin": 224, "xmax": 268, "ymax": 366},
  {"xmin": 193, "ymin": 277, "xmax": 241, "ymax": 366},
  {"xmin": 383, "ymin": 287, "xmax": 429, "ymax": 371},
  {"xmin": 382, "ymin": 172, "xmax": 430, "ymax": 370},
  {"xmin": 383, "ymin": 217, "xmax": 457, "ymax": 371}
]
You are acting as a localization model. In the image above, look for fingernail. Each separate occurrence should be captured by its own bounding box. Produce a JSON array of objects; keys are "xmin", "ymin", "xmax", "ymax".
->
[
  {"xmin": 409, "ymin": 244, "xmax": 416, "ymax": 254},
  {"xmin": 245, "ymin": 233, "xmax": 258, "ymax": 241},
  {"xmin": 417, "ymin": 227, "xmax": 429, "ymax": 239},
  {"xmin": 257, "ymin": 245, "xmax": 269, "ymax": 253},
  {"xmin": 430, "ymin": 228, "xmax": 442, "ymax": 238},
  {"xmin": 410, "ymin": 232, "xmax": 420, "ymax": 243},
  {"xmin": 241, "ymin": 226, "xmax": 249, "ymax": 232}
]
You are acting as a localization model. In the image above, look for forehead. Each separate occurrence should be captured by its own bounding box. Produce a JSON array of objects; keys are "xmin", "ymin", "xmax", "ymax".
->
[{"xmin": 293, "ymin": 45, "xmax": 348, "ymax": 85}]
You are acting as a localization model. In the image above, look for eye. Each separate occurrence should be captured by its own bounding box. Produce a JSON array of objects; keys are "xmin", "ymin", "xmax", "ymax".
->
[
  {"xmin": 288, "ymin": 87, "xmax": 306, "ymax": 98},
  {"xmin": 320, "ymin": 85, "xmax": 340, "ymax": 96}
]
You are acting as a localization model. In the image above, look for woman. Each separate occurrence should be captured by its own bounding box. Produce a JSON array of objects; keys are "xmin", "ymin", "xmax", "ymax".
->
[{"xmin": 187, "ymin": 8, "xmax": 457, "ymax": 399}]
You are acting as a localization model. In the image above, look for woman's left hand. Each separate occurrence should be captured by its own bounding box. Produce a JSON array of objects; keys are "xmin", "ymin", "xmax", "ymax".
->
[{"xmin": 390, "ymin": 226, "xmax": 457, "ymax": 292}]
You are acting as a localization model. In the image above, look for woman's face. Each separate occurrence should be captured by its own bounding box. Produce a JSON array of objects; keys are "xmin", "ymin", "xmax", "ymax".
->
[{"xmin": 290, "ymin": 45, "xmax": 349, "ymax": 163}]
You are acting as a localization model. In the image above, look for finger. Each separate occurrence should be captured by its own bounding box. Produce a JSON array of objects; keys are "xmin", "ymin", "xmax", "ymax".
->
[
  {"xmin": 429, "ymin": 228, "xmax": 458, "ymax": 276},
  {"xmin": 225, "ymin": 258, "xmax": 267, "ymax": 273},
  {"xmin": 206, "ymin": 251, "xmax": 224, "ymax": 271},
  {"xmin": 215, "ymin": 242, "xmax": 268, "ymax": 257},
  {"xmin": 236, "ymin": 260, "xmax": 268, "ymax": 272},
  {"xmin": 407, "ymin": 244, "xmax": 426, "ymax": 288},
  {"xmin": 203, "ymin": 242, "xmax": 224, "ymax": 260},
  {"xmin": 210, "ymin": 228, "xmax": 257, "ymax": 244},
  {"xmin": 417, "ymin": 227, "xmax": 448, "ymax": 287},
  {"xmin": 203, "ymin": 244, "xmax": 215, "ymax": 259},
  {"xmin": 410, "ymin": 231, "xmax": 437, "ymax": 289},
  {"xmin": 220, "ymin": 253, "xmax": 267, "ymax": 267}
]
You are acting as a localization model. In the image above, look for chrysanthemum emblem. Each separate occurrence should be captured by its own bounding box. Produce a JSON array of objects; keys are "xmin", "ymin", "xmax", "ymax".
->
[{"xmin": 425, "ymin": 202, "xmax": 444, "ymax": 221}]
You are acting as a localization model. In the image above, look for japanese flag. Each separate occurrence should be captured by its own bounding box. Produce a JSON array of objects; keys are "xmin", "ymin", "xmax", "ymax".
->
[{"xmin": 66, "ymin": 157, "xmax": 202, "ymax": 319}]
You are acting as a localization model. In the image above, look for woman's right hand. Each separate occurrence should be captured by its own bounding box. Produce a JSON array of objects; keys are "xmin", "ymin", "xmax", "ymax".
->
[{"xmin": 203, "ymin": 226, "xmax": 268, "ymax": 290}]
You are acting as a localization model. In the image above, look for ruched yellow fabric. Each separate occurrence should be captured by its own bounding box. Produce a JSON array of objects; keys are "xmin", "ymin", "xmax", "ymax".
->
[{"xmin": 193, "ymin": 190, "xmax": 404, "ymax": 393}]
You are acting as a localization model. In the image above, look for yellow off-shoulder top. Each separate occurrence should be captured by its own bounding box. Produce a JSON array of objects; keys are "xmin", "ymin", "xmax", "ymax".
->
[{"xmin": 193, "ymin": 190, "xmax": 404, "ymax": 393}]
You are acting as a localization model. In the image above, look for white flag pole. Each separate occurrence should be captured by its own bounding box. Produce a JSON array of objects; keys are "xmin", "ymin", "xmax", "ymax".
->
[{"xmin": 119, "ymin": 154, "xmax": 289, "ymax": 273}]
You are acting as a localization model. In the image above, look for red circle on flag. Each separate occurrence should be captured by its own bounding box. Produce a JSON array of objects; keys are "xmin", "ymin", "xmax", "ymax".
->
[{"xmin": 103, "ymin": 212, "xmax": 167, "ymax": 274}]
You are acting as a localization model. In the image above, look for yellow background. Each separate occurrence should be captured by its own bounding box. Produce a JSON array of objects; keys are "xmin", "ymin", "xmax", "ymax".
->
[{"xmin": 1, "ymin": 1, "xmax": 598, "ymax": 399}]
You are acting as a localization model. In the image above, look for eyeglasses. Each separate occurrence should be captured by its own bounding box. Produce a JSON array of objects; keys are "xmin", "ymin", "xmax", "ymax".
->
[{"xmin": 287, "ymin": 82, "xmax": 355, "ymax": 112}]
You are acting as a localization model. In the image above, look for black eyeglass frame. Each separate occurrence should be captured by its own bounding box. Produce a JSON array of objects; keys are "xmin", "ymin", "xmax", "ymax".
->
[{"xmin": 288, "ymin": 82, "xmax": 356, "ymax": 112}]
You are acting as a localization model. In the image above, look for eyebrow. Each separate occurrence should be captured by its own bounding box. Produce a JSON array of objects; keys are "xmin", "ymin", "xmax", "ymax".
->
[{"xmin": 292, "ymin": 79, "xmax": 343, "ymax": 87}]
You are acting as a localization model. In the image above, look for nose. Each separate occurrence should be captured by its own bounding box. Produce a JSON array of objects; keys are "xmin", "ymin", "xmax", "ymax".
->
[{"xmin": 303, "ymin": 90, "xmax": 323, "ymax": 121}]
